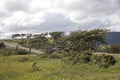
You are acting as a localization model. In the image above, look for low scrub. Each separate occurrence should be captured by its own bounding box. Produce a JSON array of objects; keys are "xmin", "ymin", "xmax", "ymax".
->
[
  {"xmin": 0, "ymin": 48, "xmax": 13, "ymax": 56},
  {"xmin": 0, "ymin": 42, "xmax": 5, "ymax": 48},
  {"xmin": 13, "ymin": 48, "xmax": 29, "ymax": 55},
  {"xmin": 92, "ymin": 54, "xmax": 116, "ymax": 68},
  {"xmin": 37, "ymin": 49, "xmax": 117, "ymax": 68},
  {"xmin": 0, "ymin": 48, "xmax": 29, "ymax": 56},
  {"xmin": 63, "ymin": 50, "xmax": 93, "ymax": 65},
  {"xmin": 49, "ymin": 50, "xmax": 65, "ymax": 59},
  {"xmin": 98, "ymin": 44, "xmax": 120, "ymax": 53},
  {"xmin": 42, "ymin": 50, "xmax": 68, "ymax": 59},
  {"xmin": 63, "ymin": 50, "xmax": 116, "ymax": 68}
]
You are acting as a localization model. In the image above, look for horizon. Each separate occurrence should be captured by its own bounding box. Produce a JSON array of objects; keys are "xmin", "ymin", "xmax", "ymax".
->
[{"xmin": 0, "ymin": 30, "xmax": 120, "ymax": 39}]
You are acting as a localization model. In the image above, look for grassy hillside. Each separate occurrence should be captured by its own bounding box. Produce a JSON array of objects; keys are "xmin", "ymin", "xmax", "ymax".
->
[{"xmin": 0, "ymin": 55, "xmax": 120, "ymax": 80}]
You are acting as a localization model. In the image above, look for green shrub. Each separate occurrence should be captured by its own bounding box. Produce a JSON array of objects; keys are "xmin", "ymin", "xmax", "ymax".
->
[
  {"xmin": 0, "ymin": 52, "xmax": 9, "ymax": 56},
  {"xmin": 0, "ymin": 48, "xmax": 13, "ymax": 56},
  {"xmin": 91, "ymin": 54, "xmax": 116, "ymax": 68},
  {"xmin": 91, "ymin": 55, "xmax": 100, "ymax": 64},
  {"xmin": 99, "ymin": 44, "xmax": 120, "ymax": 53},
  {"xmin": 0, "ymin": 48, "xmax": 29, "ymax": 56},
  {"xmin": 63, "ymin": 50, "xmax": 116, "ymax": 68},
  {"xmin": 98, "ymin": 54, "xmax": 116, "ymax": 68},
  {"xmin": 110, "ymin": 44, "xmax": 120, "ymax": 53},
  {"xmin": 13, "ymin": 49, "xmax": 29, "ymax": 55},
  {"xmin": 49, "ymin": 50, "xmax": 65, "ymax": 59},
  {"xmin": 79, "ymin": 50, "xmax": 93, "ymax": 63},
  {"xmin": 63, "ymin": 50, "xmax": 93, "ymax": 65},
  {"xmin": 0, "ymin": 42, "xmax": 5, "ymax": 48}
]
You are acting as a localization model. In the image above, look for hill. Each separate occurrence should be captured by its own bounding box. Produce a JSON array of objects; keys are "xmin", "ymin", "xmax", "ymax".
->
[{"xmin": 105, "ymin": 32, "xmax": 120, "ymax": 45}]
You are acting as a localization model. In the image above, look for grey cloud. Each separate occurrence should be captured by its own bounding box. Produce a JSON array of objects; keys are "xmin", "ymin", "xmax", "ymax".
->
[
  {"xmin": 64, "ymin": 0, "xmax": 120, "ymax": 16},
  {"xmin": 0, "ymin": 11, "xmax": 10, "ymax": 18},
  {"xmin": 5, "ymin": 13, "xmax": 77, "ymax": 33},
  {"xmin": 78, "ymin": 19, "xmax": 110, "ymax": 30},
  {"xmin": 5, "ymin": 0, "xmax": 30, "ymax": 12},
  {"xmin": 39, "ymin": 13, "xmax": 77, "ymax": 32},
  {"xmin": 0, "ymin": 11, "xmax": 7, "ymax": 17},
  {"xmin": 3, "ymin": 12, "xmax": 119, "ymax": 34}
]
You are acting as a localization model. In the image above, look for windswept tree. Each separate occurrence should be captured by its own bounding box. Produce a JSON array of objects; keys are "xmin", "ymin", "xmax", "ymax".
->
[
  {"xmin": 20, "ymin": 33, "xmax": 27, "ymax": 39},
  {"xmin": 67, "ymin": 29, "xmax": 108, "ymax": 52},
  {"xmin": 19, "ymin": 33, "xmax": 27, "ymax": 45},
  {"xmin": 49, "ymin": 31, "xmax": 64, "ymax": 43},
  {"xmin": 11, "ymin": 34, "xmax": 21, "ymax": 50},
  {"xmin": 12, "ymin": 33, "xmax": 27, "ymax": 46},
  {"xmin": 26, "ymin": 33, "xmax": 33, "ymax": 55},
  {"xmin": 32, "ymin": 34, "xmax": 48, "ymax": 49},
  {"xmin": 12, "ymin": 34, "xmax": 20, "ymax": 39},
  {"xmin": 39, "ymin": 32, "xmax": 48, "ymax": 37}
]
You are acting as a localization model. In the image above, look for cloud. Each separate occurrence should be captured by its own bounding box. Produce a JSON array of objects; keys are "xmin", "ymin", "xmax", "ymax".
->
[
  {"xmin": 62, "ymin": 0, "xmax": 120, "ymax": 16},
  {"xmin": 0, "ymin": 0, "xmax": 120, "ymax": 39},
  {"xmin": 0, "ymin": 11, "xmax": 8, "ymax": 18},
  {"xmin": 59, "ymin": 0, "xmax": 120, "ymax": 24},
  {"xmin": 1, "ymin": 13, "xmax": 77, "ymax": 33},
  {"xmin": 38, "ymin": 13, "xmax": 77, "ymax": 32},
  {"xmin": 5, "ymin": 0, "xmax": 31, "ymax": 12},
  {"xmin": 105, "ymin": 12, "xmax": 120, "ymax": 31},
  {"xmin": 78, "ymin": 18, "xmax": 109, "ymax": 30}
]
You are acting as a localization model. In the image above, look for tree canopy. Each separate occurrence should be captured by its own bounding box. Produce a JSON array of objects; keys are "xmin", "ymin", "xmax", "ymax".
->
[{"xmin": 67, "ymin": 29, "xmax": 108, "ymax": 51}]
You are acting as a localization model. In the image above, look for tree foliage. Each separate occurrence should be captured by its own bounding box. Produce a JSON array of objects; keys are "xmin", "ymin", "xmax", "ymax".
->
[
  {"xmin": 99, "ymin": 44, "xmax": 120, "ymax": 53},
  {"xmin": 12, "ymin": 34, "xmax": 21, "ymax": 39},
  {"xmin": 63, "ymin": 50, "xmax": 116, "ymax": 68},
  {"xmin": 67, "ymin": 29, "xmax": 108, "ymax": 51},
  {"xmin": 31, "ymin": 34, "xmax": 48, "ymax": 49},
  {"xmin": 0, "ymin": 42, "xmax": 5, "ymax": 48},
  {"xmin": 49, "ymin": 32, "xmax": 64, "ymax": 43}
]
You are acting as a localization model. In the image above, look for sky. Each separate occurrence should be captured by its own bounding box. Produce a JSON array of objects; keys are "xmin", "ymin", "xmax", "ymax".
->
[{"xmin": 0, "ymin": 0, "xmax": 120, "ymax": 38}]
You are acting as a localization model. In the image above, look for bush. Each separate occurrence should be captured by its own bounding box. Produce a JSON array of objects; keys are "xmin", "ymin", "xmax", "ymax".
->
[
  {"xmin": 99, "ymin": 44, "xmax": 120, "ymax": 53},
  {"xmin": 0, "ymin": 42, "xmax": 5, "ymax": 48},
  {"xmin": 79, "ymin": 50, "xmax": 93, "ymax": 63},
  {"xmin": 63, "ymin": 50, "xmax": 116, "ymax": 68},
  {"xmin": 97, "ymin": 54, "xmax": 116, "ymax": 68},
  {"xmin": 0, "ymin": 48, "xmax": 29, "ymax": 56},
  {"xmin": 49, "ymin": 50, "xmax": 65, "ymax": 59},
  {"xmin": 0, "ymin": 48, "xmax": 13, "ymax": 56},
  {"xmin": 0, "ymin": 52, "xmax": 10, "ymax": 56},
  {"xmin": 91, "ymin": 54, "xmax": 116, "ymax": 68},
  {"xmin": 63, "ymin": 50, "xmax": 93, "ymax": 65},
  {"xmin": 110, "ymin": 44, "xmax": 120, "ymax": 53},
  {"xmin": 13, "ymin": 49, "xmax": 29, "ymax": 55}
]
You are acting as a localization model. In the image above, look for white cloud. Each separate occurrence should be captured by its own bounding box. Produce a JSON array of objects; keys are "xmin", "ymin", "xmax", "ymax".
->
[
  {"xmin": 2, "ymin": 13, "xmax": 76, "ymax": 33},
  {"xmin": 0, "ymin": 0, "xmax": 120, "ymax": 39}
]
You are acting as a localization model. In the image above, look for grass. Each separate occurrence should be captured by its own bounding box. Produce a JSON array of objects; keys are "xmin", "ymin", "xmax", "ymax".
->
[{"xmin": 0, "ymin": 55, "xmax": 120, "ymax": 80}]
